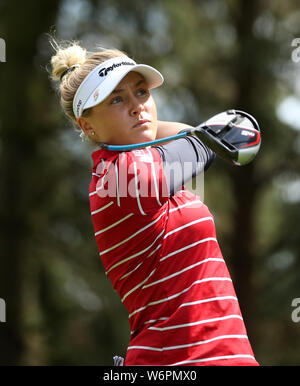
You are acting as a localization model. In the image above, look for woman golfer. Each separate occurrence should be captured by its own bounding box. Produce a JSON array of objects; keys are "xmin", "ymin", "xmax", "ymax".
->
[{"xmin": 50, "ymin": 41, "xmax": 258, "ymax": 366}]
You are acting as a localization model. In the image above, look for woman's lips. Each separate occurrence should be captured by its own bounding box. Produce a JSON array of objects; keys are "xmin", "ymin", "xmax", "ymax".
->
[{"xmin": 133, "ymin": 119, "xmax": 151, "ymax": 128}]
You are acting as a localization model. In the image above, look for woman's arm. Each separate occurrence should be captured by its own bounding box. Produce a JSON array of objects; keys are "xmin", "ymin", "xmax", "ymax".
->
[
  {"xmin": 154, "ymin": 127, "xmax": 216, "ymax": 196},
  {"xmin": 156, "ymin": 121, "xmax": 191, "ymax": 139}
]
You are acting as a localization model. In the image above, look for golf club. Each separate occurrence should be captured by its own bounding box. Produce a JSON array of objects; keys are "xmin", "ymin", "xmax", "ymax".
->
[{"xmin": 100, "ymin": 109, "xmax": 261, "ymax": 166}]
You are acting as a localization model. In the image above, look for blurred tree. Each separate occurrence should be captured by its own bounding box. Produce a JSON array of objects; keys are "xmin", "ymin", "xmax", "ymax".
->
[{"xmin": 0, "ymin": 0, "xmax": 61, "ymax": 364}]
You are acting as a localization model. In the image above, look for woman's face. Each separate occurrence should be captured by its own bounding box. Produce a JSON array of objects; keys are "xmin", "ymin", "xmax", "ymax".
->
[{"xmin": 78, "ymin": 71, "xmax": 158, "ymax": 145}]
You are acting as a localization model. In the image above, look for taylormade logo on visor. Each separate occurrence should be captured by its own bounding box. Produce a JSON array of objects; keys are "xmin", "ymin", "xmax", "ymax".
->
[{"xmin": 98, "ymin": 61, "xmax": 135, "ymax": 77}]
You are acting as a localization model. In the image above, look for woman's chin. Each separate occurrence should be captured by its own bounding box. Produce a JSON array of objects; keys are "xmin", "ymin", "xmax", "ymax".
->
[{"xmin": 134, "ymin": 129, "xmax": 156, "ymax": 144}]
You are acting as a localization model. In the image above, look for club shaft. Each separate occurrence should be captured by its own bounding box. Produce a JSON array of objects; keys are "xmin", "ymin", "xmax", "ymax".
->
[{"xmin": 101, "ymin": 127, "xmax": 203, "ymax": 151}]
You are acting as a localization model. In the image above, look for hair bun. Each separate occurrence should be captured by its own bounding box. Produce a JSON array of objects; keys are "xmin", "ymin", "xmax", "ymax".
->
[{"xmin": 50, "ymin": 42, "xmax": 87, "ymax": 81}]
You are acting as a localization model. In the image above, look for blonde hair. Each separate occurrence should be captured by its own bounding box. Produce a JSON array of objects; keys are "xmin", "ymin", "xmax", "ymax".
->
[{"xmin": 49, "ymin": 38, "xmax": 127, "ymax": 142}]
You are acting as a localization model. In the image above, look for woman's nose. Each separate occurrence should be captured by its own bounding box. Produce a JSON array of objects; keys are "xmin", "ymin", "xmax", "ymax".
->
[{"xmin": 129, "ymin": 97, "xmax": 143, "ymax": 116}]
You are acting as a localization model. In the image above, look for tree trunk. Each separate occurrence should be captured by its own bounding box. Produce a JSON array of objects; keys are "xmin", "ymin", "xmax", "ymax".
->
[
  {"xmin": 0, "ymin": 0, "xmax": 60, "ymax": 364},
  {"xmin": 227, "ymin": 0, "xmax": 262, "ymax": 344}
]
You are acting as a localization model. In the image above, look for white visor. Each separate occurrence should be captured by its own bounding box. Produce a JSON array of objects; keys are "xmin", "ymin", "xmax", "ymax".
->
[{"xmin": 73, "ymin": 56, "xmax": 164, "ymax": 118}]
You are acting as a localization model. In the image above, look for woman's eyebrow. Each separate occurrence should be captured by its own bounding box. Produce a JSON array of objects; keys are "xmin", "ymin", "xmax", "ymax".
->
[
  {"xmin": 111, "ymin": 79, "xmax": 146, "ymax": 94},
  {"xmin": 135, "ymin": 79, "xmax": 146, "ymax": 87}
]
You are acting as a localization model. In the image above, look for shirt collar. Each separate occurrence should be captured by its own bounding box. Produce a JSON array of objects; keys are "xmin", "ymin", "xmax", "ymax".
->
[{"xmin": 91, "ymin": 147, "xmax": 119, "ymax": 170}]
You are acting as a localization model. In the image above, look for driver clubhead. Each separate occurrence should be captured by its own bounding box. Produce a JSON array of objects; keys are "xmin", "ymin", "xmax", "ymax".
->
[{"xmin": 195, "ymin": 110, "xmax": 261, "ymax": 166}]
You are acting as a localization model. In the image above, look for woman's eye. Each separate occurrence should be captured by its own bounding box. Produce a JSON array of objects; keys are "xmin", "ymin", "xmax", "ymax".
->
[
  {"xmin": 137, "ymin": 88, "xmax": 149, "ymax": 97},
  {"xmin": 111, "ymin": 96, "xmax": 122, "ymax": 104}
]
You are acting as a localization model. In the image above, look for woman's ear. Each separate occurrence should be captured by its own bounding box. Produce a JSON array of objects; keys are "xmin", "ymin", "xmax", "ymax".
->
[{"xmin": 77, "ymin": 117, "xmax": 94, "ymax": 136}]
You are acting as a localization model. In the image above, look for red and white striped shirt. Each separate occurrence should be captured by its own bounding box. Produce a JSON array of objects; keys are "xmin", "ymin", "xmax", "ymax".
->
[{"xmin": 89, "ymin": 146, "xmax": 258, "ymax": 366}]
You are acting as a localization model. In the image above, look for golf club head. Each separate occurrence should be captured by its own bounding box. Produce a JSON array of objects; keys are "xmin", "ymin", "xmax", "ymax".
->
[{"xmin": 194, "ymin": 110, "xmax": 261, "ymax": 166}]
